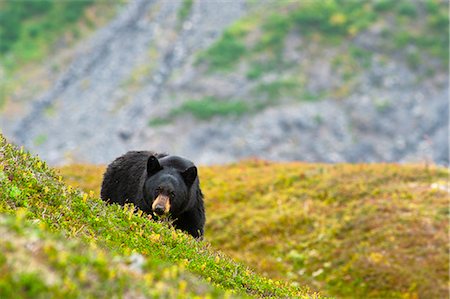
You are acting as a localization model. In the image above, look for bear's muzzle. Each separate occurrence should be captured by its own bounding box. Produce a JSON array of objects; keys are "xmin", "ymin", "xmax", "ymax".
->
[{"xmin": 152, "ymin": 194, "xmax": 171, "ymax": 215}]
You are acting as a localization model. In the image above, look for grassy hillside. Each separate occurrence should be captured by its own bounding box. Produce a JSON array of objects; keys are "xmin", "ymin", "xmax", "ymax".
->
[
  {"xmin": 59, "ymin": 160, "xmax": 449, "ymax": 298},
  {"xmin": 0, "ymin": 134, "xmax": 319, "ymax": 298},
  {"xmin": 202, "ymin": 161, "xmax": 449, "ymax": 298},
  {"xmin": 0, "ymin": 212, "xmax": 224, "ymax": 298},
  {"xmin": 0, "ymin": 1, "xmax": 120, "ymax": 70}
]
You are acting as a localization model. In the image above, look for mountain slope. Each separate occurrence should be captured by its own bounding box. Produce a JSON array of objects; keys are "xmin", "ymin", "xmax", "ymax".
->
[
  {"xmin": 1, "ymin": 0, "xmax": 448, "ymax": 166},
  {"xmin": 2, "ymin": 0, "xmax": 248, "ymax": 164},
  {"xmin": 59, "ymin": 160, "xmax": 449, "ymax": 298},
  {"xmin": 0, "ymin": 134, "xmax": 319, "ymax": 298}
]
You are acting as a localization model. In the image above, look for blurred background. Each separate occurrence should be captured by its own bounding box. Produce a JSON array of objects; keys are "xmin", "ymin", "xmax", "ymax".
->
[
  {"xmin": 0, "ymin": 0, "xmax": 448, "ymax": 166},
  {"xmin": 1, "ymin": 2, "xmax": 449, "ymax": 298}
]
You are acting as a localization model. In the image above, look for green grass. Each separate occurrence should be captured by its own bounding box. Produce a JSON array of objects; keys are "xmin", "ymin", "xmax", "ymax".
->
[
  {"xmin": 196, "ymin": 16, "xmax": 255, "ymax": 71},
  {"xmin": 192, "ymin": 0, "xmax": 447, "ymax": 115},
  {"xmin": 199, "ymin": 0, "xmax": 448, "ymax": 73},
  {"xmin": 177, "ymin": 0, "xmax": 194, "ymax": 24},
  {"xmin": 0, "ymin": 134, "xmax": 319, "ymax": 298},
  {"xmin": 172, "ymin": 98, "xmax": 249, "ymax": 120},
  {"xmin": 0, "ymin": 1, "xmax": 120, "ymax": 112},
  {"xmin": 198, "ymin": 31, "xmax": 248, "ymax": 71},
  {"xmin": 148, "ymin": 117, "xmax": 173, "ymax": 127},
  {"xmin": 148, "ymin": 97, "xmax": 251, "ymax": 125},
  {"xmin": 0, "ymin": 1, "xmax": 96, "ymax": 70},
  {"xmin": 396, "ymin": 1, "xmax": 418, "ymax": 17},
  {"xmin": 254, "ymin": 79, "xmax": 298, "ymax": 100},
  {"xmin": 149, "ymin": 90, "xmax": 322, "ymax": 125},
  {"xmin": 147, "ymin": 83, "xmax": 326, "ymax": 125},
  {"xmin": 198, "ymin": 0, "xmax": 378, "ymax": 72},
  {"xmin": 348, "ymin": 45, "xmax": 372, "ymax": 68},
  {"xmin": 246, "ymin": 61, "xmax": 278, "ymax": 80},
  {"xmin": 251, "ymin": 79, "xmax": 325, "ymax": 107},
  {"xmin": 148, "ymin": 87, "xmax": 325, "ymax": 125},
  {"xmin": 291, "ymin": 0, "xmax": 377, "ymax": 38},
  {"xmin": 255, "ymin": 13, "xmax": 291, "ymax": 59},
  {"xmin": 59, "ymin": 160, "xmax": 449, "ymax": 299},
  {"xmin": 0, "ymin": 212, "xmax": 223, "ymax": 298}
]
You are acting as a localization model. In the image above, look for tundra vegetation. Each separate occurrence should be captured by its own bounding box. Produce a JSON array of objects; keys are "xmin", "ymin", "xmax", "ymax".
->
[
  {"xmin": 0, "ymin": 134, "xmax": 319, "ymax": 298},
  {"xmin": 58, "ymin": 154, "xmax": 449, "ymax": 298}
]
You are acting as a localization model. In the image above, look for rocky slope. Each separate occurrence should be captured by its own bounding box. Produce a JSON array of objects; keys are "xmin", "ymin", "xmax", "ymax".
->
[{"xmin": 1, "ymin": 0, "xmax": 448, "ymax": 165}]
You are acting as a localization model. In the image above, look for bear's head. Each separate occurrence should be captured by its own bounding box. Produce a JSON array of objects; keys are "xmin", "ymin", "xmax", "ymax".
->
[{"xmin": 142, "ymin": 155, "xmax": 197, "ymax": 217}]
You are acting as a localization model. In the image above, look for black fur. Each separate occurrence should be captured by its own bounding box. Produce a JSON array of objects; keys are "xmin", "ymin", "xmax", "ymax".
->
[{"xmin": 100, "ymin": 151, "xmax": 205, "ymax": 238}]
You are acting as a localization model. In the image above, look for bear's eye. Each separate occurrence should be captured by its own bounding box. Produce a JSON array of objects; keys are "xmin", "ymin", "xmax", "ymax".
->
[{"xmin": 169, "ymin": 191, "xmax": 175, "ymax": 197}]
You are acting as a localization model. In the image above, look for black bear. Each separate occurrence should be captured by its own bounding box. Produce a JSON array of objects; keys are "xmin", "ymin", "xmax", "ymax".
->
[{"xmin": 100, "ymin": 151, "xmax": 205, "ymax": 238}]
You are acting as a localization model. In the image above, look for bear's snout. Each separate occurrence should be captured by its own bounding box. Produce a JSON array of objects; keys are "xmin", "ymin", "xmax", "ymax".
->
[{"xmin": 152, "ymin": 194, "xmax": 171, "ymax": 215}]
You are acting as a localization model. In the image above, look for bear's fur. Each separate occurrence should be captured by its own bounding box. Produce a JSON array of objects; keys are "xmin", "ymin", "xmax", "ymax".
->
[{"xmin": 100, "ymin": 151, "xmax": 205, "ymax": 238}]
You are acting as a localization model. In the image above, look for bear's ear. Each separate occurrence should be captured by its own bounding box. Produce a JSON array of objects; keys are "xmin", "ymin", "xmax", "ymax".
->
[
  {"xmin": 181, "ymin": 166, "xmax": 197, "ymax": 187},
  {"xmin": 147, "ymin": 155, "xmax": 162, "ymax": 177}
]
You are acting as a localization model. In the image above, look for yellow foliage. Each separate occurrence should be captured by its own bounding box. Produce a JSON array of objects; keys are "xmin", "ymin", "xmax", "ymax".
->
[
  {"xmin": 57, "ymin": 161, "xmax": 449, "ymax": 298},
  {"xmin": 368, "ymin": 252, "xmax": 385, "ymax": 265},
  {"xmin": 150, "ymin": 233, "xmax": 161, "ymax": 242},
  {"xmin": 330, "ymin": 13, "xmax": 346, "ymax": 25}
]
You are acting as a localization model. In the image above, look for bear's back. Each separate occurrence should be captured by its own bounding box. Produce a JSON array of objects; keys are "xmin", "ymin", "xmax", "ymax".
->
[{"xmin": 101, "ymin": 151, "xmax": 166, "ymax": 205}]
